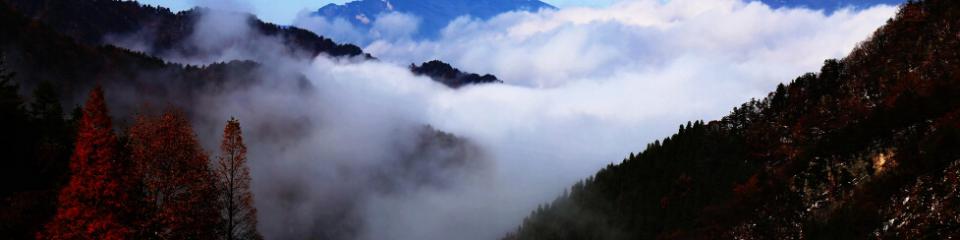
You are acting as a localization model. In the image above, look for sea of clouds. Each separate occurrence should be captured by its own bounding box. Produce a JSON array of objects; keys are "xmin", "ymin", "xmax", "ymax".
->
[{"xmin": 112, "ymin": 0, "xmax": 899, "ymax": 239}]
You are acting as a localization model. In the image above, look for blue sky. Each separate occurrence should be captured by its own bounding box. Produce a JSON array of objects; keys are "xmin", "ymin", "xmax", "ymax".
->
[
  {"xmin": 135, "ymin": 0, "xmax": 614, "ymax": 24},
  {"xmin": 136, "ymin": 0, "xmax": 902, "ymax": 25}
]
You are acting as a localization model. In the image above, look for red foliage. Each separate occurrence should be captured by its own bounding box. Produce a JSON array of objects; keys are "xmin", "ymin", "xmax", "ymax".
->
[
  {"xmin": 732, "ymin": 174, "xmax": 760, "ymax": 200},
  {"xmin": 38, "ymin": 86, "xmax": 134, "ymax": 240},
  {"xmin": 215, "ymin": 118, "xmax": 262, "ymax": 240},
  {"xmin": 127, "ymin": 109, "xmax": 220, "ymax": 239}
]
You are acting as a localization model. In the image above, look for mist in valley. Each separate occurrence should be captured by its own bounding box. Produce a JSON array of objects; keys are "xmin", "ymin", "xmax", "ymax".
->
[{"xmin": 79, "ymin": 0, "xmax": 900, "ymax": 239}]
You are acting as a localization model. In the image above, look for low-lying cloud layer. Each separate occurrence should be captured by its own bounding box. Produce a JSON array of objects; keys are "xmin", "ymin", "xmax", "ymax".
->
[
  {"xmin": 111, "ymin": 0, "xmax": 898, "ymax": 239},
  {"xmin": 289, "ymin": 2, "xmax": 895, "ymax": 238}
]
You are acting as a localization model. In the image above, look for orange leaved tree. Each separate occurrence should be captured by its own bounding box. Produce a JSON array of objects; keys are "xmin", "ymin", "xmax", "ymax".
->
[
  {"xmin": 215, "ymin": 118, "xmax": 262, "ymax": 240},
  {"xmin": 127, "ymin": 109, "xmax": 220, "ymax": 239}
]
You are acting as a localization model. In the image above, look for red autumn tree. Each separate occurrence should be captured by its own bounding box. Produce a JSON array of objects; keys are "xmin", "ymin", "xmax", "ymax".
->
[
  {"xmin": 215, "ymin": 118, "xmax": 262, "ymax": 240},
  {"xmin": 127, "ymin": 109, "xmax": 220, "ymax": 239},
  {"xmin": 39, "ymin": 86, "xmax": 133, "ymax": 240}
]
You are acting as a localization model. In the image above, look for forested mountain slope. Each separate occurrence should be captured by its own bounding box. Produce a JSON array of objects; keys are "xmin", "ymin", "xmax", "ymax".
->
[
  {"xmin": 3, "ymin": 0, "xmax": 368, "ymax": 60},
  {"xmin": 0, "ymin": 0, "xmax": 268, "ymax": 113},
  {"xmin": 507, "ymin": 0, "xmax": 960, "ymax": 238}
]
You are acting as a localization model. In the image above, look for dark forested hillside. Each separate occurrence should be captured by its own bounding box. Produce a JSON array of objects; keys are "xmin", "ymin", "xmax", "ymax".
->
[
  {"xmin": 410, "ymin": 60, "xmax": 502, "ymax": 88},
  {"xmin": 3, "ymin": 0, "xmax": 367, "ymax": 60},
  {"xmin": 0, "ymin": 0, "xmax": 276, "ymax": 110},
  {"xmin": 0, "ymin": 56, "xmax": 78, "ymax": 240},
  {"xmin": 507, "ymin": 0, "xmax": 960, "ymax": 239},
  {"xmin": 0, "ymin": 2, "xmax": 268, "ymax": 238}
]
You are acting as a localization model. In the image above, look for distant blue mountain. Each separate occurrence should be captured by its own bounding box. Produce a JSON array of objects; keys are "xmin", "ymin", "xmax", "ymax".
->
[
  {"xmin": 312, "ymin": 0, "xmax": 555, "ymax": 40},
  {"xmin": 761, "ymin": 0, "xmax": 906, "ymax": 12}
]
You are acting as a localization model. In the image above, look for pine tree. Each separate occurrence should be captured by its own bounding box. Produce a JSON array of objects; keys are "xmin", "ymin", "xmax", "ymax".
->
[
  {"xmin": 215, "ymin": 118, "xmax": 262, "ymax": 240},
  {"xmin": 30, "ymin": 81, "xmax": 64, "ymax": 129},
  {"xmin": 0, "ymin": 52, "xmax": 32, "ymax": 196},
  {"xmin": 30, "ymin": 81, "xmax": 71, "ymax": 189},
  {"xmin": 127, "ymin": 109, "xmax": 220, "ymax": 239},
  {"xmin": 39, "ymin": 86, "xmax": 133, "ymax": 240}
]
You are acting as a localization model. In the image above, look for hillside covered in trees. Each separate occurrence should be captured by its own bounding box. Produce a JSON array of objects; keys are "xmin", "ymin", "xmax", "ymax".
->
[
  {"xmin": 0, "ymin": 0, "xmax": 268, "ymax": 113},
  {"xmin": 0, "ymin": 0, "xmax": 489, "ymax": 239},
  {"xmin": 3, "ymin": 0, "xmax": 368, "ymax": 60},
  {"xmin": 506, "ymin": 0, "xmax": 960, "ymax": 239}
]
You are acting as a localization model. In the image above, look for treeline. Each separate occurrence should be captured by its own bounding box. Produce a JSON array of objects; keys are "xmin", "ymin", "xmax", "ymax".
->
[
  {"xmin": 507, "ymin": 0, "xmax": 960, "ymax": 238},
  {"xmin": 0, "ymin": 59, "xmax": 261, "ymax": 239}
]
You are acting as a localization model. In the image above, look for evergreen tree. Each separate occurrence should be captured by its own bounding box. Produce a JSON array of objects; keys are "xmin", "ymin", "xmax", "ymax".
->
[
  {"xmin": 30, "ymin": 81, "xmax": 64, "ymax": 129},
  {"xmin": 0, "ymin": 52, "xmax": 32, "ymax": 196},
  {"xmin": 39, "ymin": 86, "xmax": 133, "ymax": 240},
  {"xmin": 30, "ymin": 80, "xmax": 71, "ymax": 189}
]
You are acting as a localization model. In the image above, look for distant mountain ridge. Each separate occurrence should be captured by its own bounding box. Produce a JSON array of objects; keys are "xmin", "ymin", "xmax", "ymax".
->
[
  {"xmin": 3, "ymin": 0, "xmax": 368, "ymax": 61},
  {"xmin": 313, "ymin": 0, "xmax": 556, "ymax": 40},
  {"xmin": 762, "ymin": 0, "xmax": 905, "ymax": 12},
  {"xmin": 1, "ymin": 0, "xmax": 500, "ymax": 89},
  {"xmin": 410, "ymin": 60, "xmax": 502, "ymax": 88}
]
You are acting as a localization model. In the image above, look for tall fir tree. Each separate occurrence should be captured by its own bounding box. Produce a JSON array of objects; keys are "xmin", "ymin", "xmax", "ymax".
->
[
  {"xmin": 216, "ymin": 118, "xmax": 262, "ymax": 240},
  {"xmin": 39, "ymin": 86, "xmax": 133, "ymax": 240}
]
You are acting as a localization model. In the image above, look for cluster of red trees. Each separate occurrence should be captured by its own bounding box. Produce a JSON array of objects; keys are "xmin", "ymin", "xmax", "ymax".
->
[{"xmin": 37, "ymin": 86, "xmax": 261, "ymax": 240}]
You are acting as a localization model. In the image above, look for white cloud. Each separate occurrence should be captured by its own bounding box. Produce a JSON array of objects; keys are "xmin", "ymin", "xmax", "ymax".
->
[
  {"xmin": 350, "ymin": 0, "xmax": 896, "ymax": 239},
  {"xmin": 370, "ymin": 12, "xmax": 421, "ymax": 41},
  {"xmin": 115, "ymin": 0, "xmax": 899, "ymax": 239},
  {"xmin": 365, "ymin": 0, "xmax": 895, "ymax": 89},
  {"xmin": 293, "ymin": 9, "xmax": 371, "ymax": 44},
  {"xmin": 191, "ymin": 0, "xmax": 254, "ymax": 12},
  {"xmin": 136, "ymin": 0, "xmax": 347, "ymax": 24},
  {"xmin": 294, "ymin": 11, "xmax": 423, "ymax": 45},
  {"xmin": 542, "ymin": 0, "xmax": 620, "ymax": 8}
]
